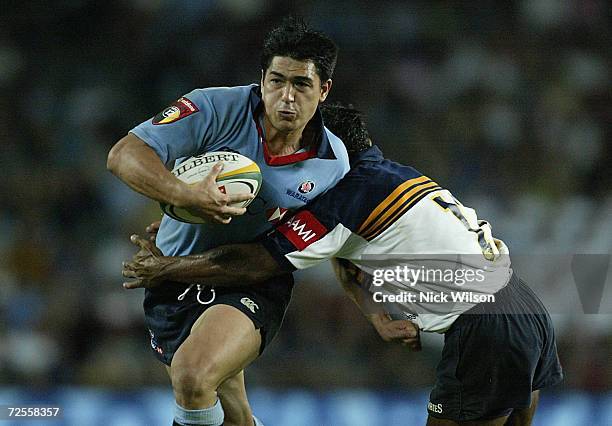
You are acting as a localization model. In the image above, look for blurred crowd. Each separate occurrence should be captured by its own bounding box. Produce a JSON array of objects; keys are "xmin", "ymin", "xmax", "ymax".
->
[{"xmin": 1, "ymin": 0, "xmax": 610, "ymax": 392}]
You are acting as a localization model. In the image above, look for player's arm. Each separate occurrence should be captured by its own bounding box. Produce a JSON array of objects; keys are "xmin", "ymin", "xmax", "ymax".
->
[
  {"xmin": 107, "ymin": 133, "xmax": 190, "ymax": 207},
  {"xmin": 107, "ymin": 134, "xmax": 249, "ymax": 223},
  {"xmin": 122, "ymin": 234, "xmax": 285, "ymax": 289},
  {"xmin": 330, "ymin": 258, "xmax": 421, "ymax": 350},
  {"xmin": 107, "ymin": 92, "xmax": 252, "ymax": 223},
  {"xmin": 121, "ymin": 202, "xmax": 349, "ymax": 289},
  {"xmin": 330, "ymin": 258, "xmax": 377, "ymax": 310}
]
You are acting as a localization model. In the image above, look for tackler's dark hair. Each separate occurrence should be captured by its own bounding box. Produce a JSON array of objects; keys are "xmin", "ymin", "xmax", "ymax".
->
[
  {"xmin": 261, "ymin": 16, "xmax": 338, "ymax": 83},
  {"xmin": 320, "ymin": 102, "xmax": 372, "ymax": 156}
]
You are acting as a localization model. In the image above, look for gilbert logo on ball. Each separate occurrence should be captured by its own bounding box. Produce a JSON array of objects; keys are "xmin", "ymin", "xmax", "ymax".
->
[{"xmin": 160, "ymin": 152, "xmax": 262, "ymax": 224}]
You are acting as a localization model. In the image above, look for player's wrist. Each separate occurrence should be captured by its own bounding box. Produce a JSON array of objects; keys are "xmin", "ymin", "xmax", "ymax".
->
[
  {"xmin": 365, "ymin": 313, "xmax": 378, "ymax": 325},
  {"xmin": 169, "ymin": 180, "xmax": 195, "ymax": 209},
  {"xmin": 367, "ymin": 312, "xmax": 390, "ymax": 329}
]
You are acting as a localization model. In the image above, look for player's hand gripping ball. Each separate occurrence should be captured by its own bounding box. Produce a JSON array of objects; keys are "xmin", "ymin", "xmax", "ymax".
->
[{"xmin": 160, "ymin": 152, "xmax": 262, "ymax": 223}]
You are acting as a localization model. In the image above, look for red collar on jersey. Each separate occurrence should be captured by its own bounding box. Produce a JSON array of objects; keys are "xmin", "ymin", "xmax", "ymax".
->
[{"xmin": 255, "ymin": 117, "xmax": 319, "ymax": 166}]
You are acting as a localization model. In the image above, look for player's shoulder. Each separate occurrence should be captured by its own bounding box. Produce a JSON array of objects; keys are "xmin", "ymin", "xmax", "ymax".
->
[
  {"xmin": 195, "ymin": 83, "xmax": 257, "ymax": 98},
  {"xmin": 185, "ymin": 84, "xmax": 258, "ymax": 110},
  {"xmin": 370, "ymin": 159, "xmax": 424, "ymax": 189},
  {"xmin": 344, "ymin": 148, "xmax": 424, "ymax": 195}
]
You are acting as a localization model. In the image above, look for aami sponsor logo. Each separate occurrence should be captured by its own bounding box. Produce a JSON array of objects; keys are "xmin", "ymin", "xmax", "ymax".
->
[{"xmin": 277, "ymin": 210, "xmax": 327, "ymax": 250}]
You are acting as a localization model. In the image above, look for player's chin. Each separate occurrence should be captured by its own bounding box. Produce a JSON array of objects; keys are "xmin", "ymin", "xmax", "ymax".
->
[{"xmin": 274, "ymin": 119, "xmax": 301, "ymax": 133}]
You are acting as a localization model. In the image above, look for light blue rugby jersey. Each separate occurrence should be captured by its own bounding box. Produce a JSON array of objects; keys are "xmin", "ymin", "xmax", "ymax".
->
[{"xmin": 130, "ymin": 84, "xmax": 349, "ymax": 255}]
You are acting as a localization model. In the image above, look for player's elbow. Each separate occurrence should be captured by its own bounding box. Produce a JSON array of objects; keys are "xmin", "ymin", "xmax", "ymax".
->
[
  {"xmin": 107, "ymin": 135, "xmax": 133, "ymax": 176},
  {"xmin": 107, "ymin": 139, "xmax": 123, "ymax": 175}
]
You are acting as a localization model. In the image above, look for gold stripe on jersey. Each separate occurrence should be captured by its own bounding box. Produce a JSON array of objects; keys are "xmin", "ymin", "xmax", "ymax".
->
[
  {"xmin": 363, "ymin": 185, "xmax": 442, "ymax": 240},
  {"xmin": 357, "ymin": 176, "xmax": 437, "ymax": 238},
  {"xmin": 358, "ymin": 176, "xmax": 431, "ymax": 235},
  {"xmin": 362, "ymin": 181, "xmax": 439, "ymax": 237}
]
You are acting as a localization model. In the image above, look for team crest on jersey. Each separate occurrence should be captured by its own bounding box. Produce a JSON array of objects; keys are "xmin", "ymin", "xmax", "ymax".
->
[
  {"xmin": 266, "ymin": 207, "xmax": 288, "ymax": 223},
  {"xmin": 152, "ymin": 97, "xmax": 199, "ymax": 125},
  {"xmin": 298, "ymin": 180, "xmax": 315, "ymax": 194}
]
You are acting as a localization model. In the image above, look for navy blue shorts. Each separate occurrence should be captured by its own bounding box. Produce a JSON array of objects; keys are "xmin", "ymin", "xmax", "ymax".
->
[
  {"xmin": 143, "ymin": 274, "xmax": 294, "ymax": 366},
  {"xmin": 428, "ymin": 273, "xmax": 563, "ymax": 421}
]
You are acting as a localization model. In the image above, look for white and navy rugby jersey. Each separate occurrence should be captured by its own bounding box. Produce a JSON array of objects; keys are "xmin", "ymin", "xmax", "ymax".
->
[
  {"xmin": 130, "ymin": 84, "xmax": 350, "ymax": 255},
  {"xmin": 262, "ymin": 146, "xmax": 512, "ymax": 332}
]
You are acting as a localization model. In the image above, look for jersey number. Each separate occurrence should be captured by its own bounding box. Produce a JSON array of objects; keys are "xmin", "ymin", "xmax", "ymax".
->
[{"xmin": 431, "ymin": 195, "xmax": 496, "ymax": 261}]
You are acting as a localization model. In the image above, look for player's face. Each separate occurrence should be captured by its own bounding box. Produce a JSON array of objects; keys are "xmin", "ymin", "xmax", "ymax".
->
[{"xmin": 261, "ymin": 56, "xmax": 332, "ymax": 135}]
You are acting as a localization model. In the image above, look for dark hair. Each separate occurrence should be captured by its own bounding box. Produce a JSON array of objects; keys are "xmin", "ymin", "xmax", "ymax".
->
[
  {"xmin": 320, "ymin": 102, "xmax": 372, "ymax": 155},
  {"xmin": 261, "ymin": 16, "xmax": 338, "ymax": 83}
]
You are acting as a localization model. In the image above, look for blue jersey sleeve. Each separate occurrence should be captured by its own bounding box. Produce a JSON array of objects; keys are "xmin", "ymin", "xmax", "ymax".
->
[{"xmin": 129, "ymin": 89, "xmax": 220, "ymax": 166}]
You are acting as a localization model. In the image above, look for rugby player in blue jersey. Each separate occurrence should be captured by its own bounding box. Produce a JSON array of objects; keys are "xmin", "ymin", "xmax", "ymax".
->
[
  {"xmin": 108, "ymin": 18, "xmax": 349, "ymax": 426},
  {"xmin": 123, "ymin": 103, "xmax": 563, "ymax": 426}
]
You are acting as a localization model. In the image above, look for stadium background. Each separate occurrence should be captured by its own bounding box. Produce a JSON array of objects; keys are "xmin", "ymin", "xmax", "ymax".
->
[{"xmin": 1, "ymin": 1, "xmax": 610, "ymax": 425}]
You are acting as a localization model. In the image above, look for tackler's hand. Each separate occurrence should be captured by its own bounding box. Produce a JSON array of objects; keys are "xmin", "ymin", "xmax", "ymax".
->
[
  {"xmin": 122, "ymin": 234, "xmax": 173, "ymax": 289},
  {"xmin": 369, "ymin": 313, "xmax": 422, "ymax": 351},
  {"xmin": 146, "ymin": 220, "xmax": 161, "ymax": 242}
]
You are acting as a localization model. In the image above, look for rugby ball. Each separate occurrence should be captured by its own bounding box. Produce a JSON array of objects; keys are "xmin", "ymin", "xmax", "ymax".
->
[{"xmin": 160, "ymin": 151, "xmax": 262, "ymax": 224}]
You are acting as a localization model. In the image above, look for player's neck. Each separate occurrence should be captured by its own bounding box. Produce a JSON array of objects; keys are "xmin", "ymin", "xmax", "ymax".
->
[{"xmin": 262, "ymin": 116, "xmax": 305, "ymax": 156}]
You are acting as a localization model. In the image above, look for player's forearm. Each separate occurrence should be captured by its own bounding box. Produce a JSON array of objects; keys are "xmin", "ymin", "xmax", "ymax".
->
[
  {"xmin": 343, "ymin": 280, "xmax": 383, "ymax": 318},
  {"xmin": 331, "ymin": 259, "xmax": 384, "ymax": 318},
  {"xmin": 107, "ymin": 133, "xmax": 188, "ymax": 206},
  {"xmin": 161, "ymin": 243, "xmax": 283, "ymax": 286}
]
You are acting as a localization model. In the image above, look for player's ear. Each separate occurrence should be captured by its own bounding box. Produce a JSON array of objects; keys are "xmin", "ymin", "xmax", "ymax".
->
[
  {"xmin": 260, "ymin": 69, "xmax": 265, "ymax": 86},
  {"xmin": 319, "ymin": 79, "xmax": 332, "ymax": 102}
]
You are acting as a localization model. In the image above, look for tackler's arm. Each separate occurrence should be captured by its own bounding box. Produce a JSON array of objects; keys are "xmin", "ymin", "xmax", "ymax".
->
[
  {"xmin": 330, "ymin": 258, "xmax": 421, "ymax": 349},
  {"xmin": 122, "ymin": 237, "xmax": 284, "ymax": 289}
]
